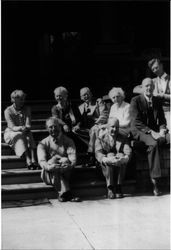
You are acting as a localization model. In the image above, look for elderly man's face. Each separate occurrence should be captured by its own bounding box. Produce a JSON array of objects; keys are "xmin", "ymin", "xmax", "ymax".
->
[
  {"xmin": 142, "ymin": 78, "xmax": 154, "ymax": 97},
  {"xmin": 46, "ymin": 119, "xmax": 61, "ymax": 138},
  {"xmin": 108, "ymin": 119, "xmax": 119, "ymax": 137}
]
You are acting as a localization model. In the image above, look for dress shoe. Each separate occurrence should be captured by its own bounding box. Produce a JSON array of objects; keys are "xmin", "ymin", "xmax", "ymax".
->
[
  {"xmin": 58, "ymin": 192, "xmax": 68, "ymax": 202},
  {"xmin": 27, "ymin": 164, "xmax": 34, "ymax": 170},
  {"xmin": 107, "ymin": 189, "xmax": 116, "ymax": 199},
  {"xmin": 58, "ymin": 196, "xmax": 67, "ymax": 202},
  {"xmin": 32, "ymin": 162, "xmax": 40, "ymax": 170},
  {"xmin": 151, "ymin": 178, "xmax": 162, "ymax": 196},
  {"xmin": 116, "ymin": 185, "xmax": 124, "ymax": 198},
  {"xmin": 153, "ymin": 187, "xmax": 162, "ymax": 196},
  {"xmin": 65, "ymin": 191, "xmax": 81, "ymax": 202},
  {"xmin": 116, "ymin": 193, "xmax": 124, "ymax": 198}
]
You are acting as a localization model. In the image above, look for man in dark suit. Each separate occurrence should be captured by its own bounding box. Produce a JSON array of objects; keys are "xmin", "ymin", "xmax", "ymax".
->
[{"xmin": 130, "ymin": 78, "xmax": 170, "ymax": 196}]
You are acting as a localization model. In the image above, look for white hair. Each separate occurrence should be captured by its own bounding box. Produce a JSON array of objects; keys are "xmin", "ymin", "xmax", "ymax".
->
[{"xmin": 108, "ymin": 87, "xmax": 125, "ymax": 100}]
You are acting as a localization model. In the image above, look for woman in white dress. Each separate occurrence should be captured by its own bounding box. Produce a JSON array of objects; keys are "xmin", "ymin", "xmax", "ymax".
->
[{"xmin": 108, "ymin": 87, "xmax": 131, "ymax": 138}]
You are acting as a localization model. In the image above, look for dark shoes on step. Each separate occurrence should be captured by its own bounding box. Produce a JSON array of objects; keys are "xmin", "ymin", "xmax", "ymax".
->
[
  {"xmin": 27, "ymin": 163, "xmax": 40, "ymax": 170},
  {"xmin": 116, "ymin": 185, "xmax": 124, "ymax": 198},
  {"xmin": 152, "ymin": 178, "xmax": 162, "ymax": 196},
  {"xmin": 107, "ymin": 185, "xmax": 124, "ymax": 199},
  {"xmin": 108, "ymin": 189, "xmax": 116, "ymax": 199},
  {"xmin": 58, "ymin": 191, "xmax": 81, "ymax": 202},
  {"xmin": 153, "ymin": 187, "xmax": 162, "ymax": 196}
]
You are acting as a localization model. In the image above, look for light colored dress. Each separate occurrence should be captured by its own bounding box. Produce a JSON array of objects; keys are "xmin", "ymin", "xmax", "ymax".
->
[
  {"xmin": 109, "ymin": 101, "xmax": 131, "ymax": 137},
  {"xmin": 4, "ymin": 105, "xmax": 36, "ymax": 157}
]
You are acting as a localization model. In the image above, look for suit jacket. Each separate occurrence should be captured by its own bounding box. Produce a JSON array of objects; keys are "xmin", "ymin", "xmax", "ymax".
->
[
  {"xmin": 130, "ymin": 94, "xmax": 166, "ymax": 139},
  {"xmin": 133, "ymin": 73, "xmax": 170, "ymax": 106},
  {"xmin": 51, "ymin": 101, "xmax": 81, "ymax": 128},
  {"xmin": 78, "ymin": 100, "xmax": 99, "ymax": 129}
]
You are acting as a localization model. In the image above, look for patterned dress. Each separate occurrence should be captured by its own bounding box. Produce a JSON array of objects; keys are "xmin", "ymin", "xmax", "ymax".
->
[{"xmin": 4, "ymin": 105, "xmax": 36, "ymax": 157}]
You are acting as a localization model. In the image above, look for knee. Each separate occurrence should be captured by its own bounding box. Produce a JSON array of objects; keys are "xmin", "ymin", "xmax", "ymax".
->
[{"xmin": 148, "ymin": 140, "xmax": 158, "ymax": 152}]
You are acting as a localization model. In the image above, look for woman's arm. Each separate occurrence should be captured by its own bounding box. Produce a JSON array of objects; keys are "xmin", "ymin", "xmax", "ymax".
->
[{"xmin": 119, "ymin": 104, "xmax": 131, "ymax": 128}]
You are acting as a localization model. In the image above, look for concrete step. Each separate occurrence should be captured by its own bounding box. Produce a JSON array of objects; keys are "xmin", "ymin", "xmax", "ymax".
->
[
  {"xmin": 2, "ymin": 179, "xmax": 136, "ymax": 201},
  {"xmin": 1, "ymin": 152, "xmax": 91, "ymax": 169},
  {"xmin": 1, "ymin": 143, "xmax": 15, "ymax": 155},
  {"xmin": 2, "ymin": 155, "xmax": 26, "ymax": 169},
  {"xmin": 1, "ymin": 129, "xmax": 49, "ymax": 143},
  {"xmin": 2, "ymin": 168, "xmax": 42, "ymax": 185}
]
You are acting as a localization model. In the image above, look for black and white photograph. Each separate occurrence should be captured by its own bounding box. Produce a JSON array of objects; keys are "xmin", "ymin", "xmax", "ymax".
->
[{"xmin": 1, "ymin": 0, "xmax": 170, "ymax": 249}]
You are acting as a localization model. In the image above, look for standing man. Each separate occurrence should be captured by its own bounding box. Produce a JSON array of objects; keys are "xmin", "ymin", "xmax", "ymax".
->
[
  {"xmin": 133, "ymin": 58, "xmax": 170, "ymax": 130},
  {"xmin": 148, "ymin": 58, "xmax": 170, "ymax": 130},
  {"xmin": 130, "ymin": 78, "xmax": 170, "ymax": 196},
  {"xmin": 95, "ymin": 117, "xmax": 132, "ymax": 199},
  {"xmin": 37, "ymin": 117, "xmax": 80, "ymax": 202}
]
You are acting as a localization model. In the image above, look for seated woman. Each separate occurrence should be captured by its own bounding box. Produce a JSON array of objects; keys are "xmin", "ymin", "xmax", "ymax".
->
[
  {"xmin": 51, "ymin": 86, "xmax": 83, "ymax": 152},
  {"xmin": 4, "ymin": 90, "xmax": 38, "ymax": 170},
  {"xmin": 51, "ymin": 86, "xmax": 78, "ymax": 133},
  {"xmin": 108, "ymin": 87, "xmax": 131, "ymax": 138}
]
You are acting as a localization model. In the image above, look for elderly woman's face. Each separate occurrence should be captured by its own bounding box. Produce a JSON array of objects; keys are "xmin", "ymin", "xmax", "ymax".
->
[
  {"xmin": 13, "ymin": 96, "xmax": 25, "ymax": 109},
  {"xmin": 54, "ymin": 93, "xmax": 67, "ymax": 104},
  {"xmin": 111, "ymin": 93, "xmax": 123, "ymax": 105},
  {"xmin": 80, "ymin": 91, "xmax": 91, "ymax": 103}
]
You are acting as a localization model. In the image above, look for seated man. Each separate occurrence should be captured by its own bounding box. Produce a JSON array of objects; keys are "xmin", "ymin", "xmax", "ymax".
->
[
  {"xmin": 37, "ymin": 117, "xmax": 80, "ymax": 202},
  {"xmin": 72, "ymin": 87, "xmax": 99, "ymax": 143},
  {"xmin": 95, "ymin": 117, "xmax": 132, "ymax": 199},
  {"xmin": 130, "ymin": 78, "xmax": 170, "ymax": 196},
  {"xmin": 73, "ymin": 87, "xmax": 109, "ymax": 164}
]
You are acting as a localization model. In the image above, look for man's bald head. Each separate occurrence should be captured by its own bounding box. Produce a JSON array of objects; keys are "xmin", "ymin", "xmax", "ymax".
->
[
  {"xmin": 142, "ymin": 78, "xmax": 154, "ymax": 97},
  {"xmin": 107, "ymin": 117, "xmax": 119, "ymax": 138}
]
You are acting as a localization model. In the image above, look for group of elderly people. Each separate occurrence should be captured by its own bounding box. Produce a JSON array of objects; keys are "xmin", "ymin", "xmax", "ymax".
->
[{"xmin": 4, "ymin": 57, "xmax": 170, "ymax": 202}]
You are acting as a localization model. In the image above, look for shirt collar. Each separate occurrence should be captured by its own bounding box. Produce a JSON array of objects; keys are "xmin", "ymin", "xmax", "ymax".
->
[
  {"xmin": 144, "ymin": 94, "xmax": 152, "ymax": 103},
  {"xmin": 158, "ymin": 72, "xmax": 167, "ymax": 80},
  {"xmin": 50, "ymin": 133, "xmax": 62, "ymax": 143}
]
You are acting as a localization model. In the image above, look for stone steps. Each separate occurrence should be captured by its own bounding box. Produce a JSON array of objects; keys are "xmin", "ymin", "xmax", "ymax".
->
[
  {"xmin": 1, "ymin": 152, "xmax": 91, "ymax": 169},
  {"xmin": 1, "ymin": 165, "xmax": 104, "ymax": 185},
  {"xmin": 2, "ymin": 155, "xmax": 26, "ymax": 169},
  {"xmin": 1, "ymin": 100, "xmax": 170, "ymax": 202},
  {"xmin": 2, "ymin": 179, "xmax": 136, "ymax": 201}
]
